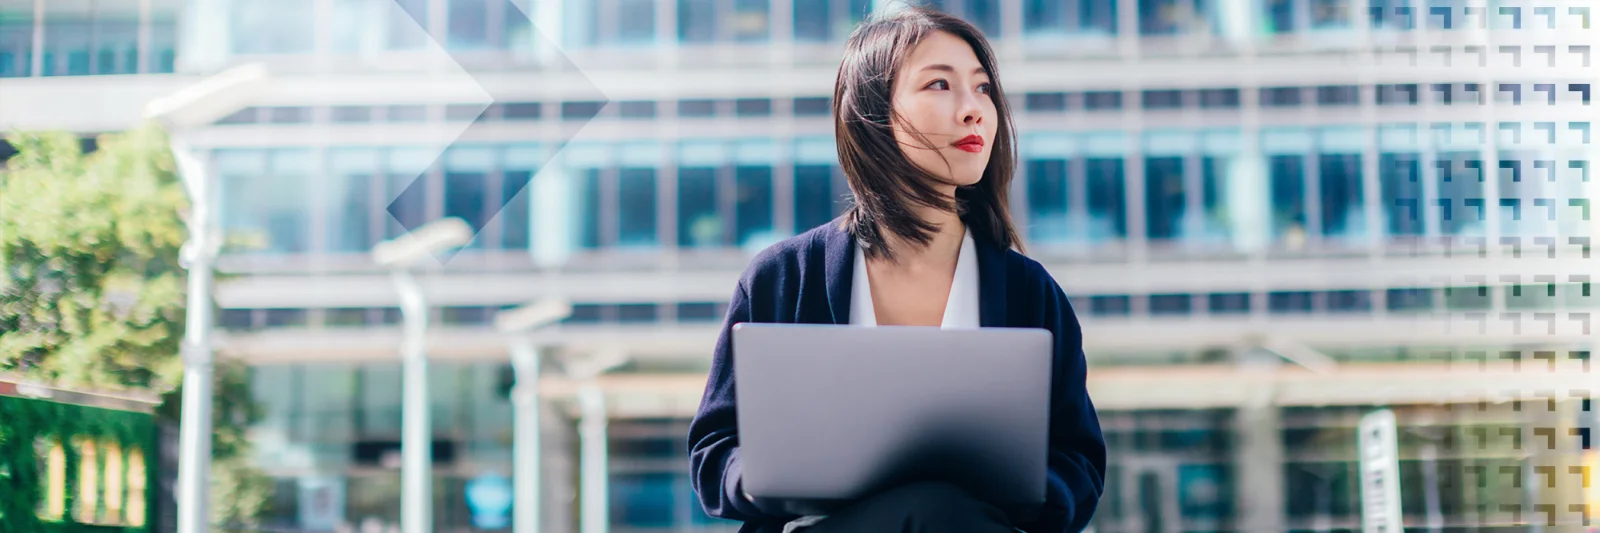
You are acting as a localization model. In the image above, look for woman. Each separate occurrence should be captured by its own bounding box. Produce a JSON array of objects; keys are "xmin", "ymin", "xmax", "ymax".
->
[{"xmin": 688, "ymin": 5, "xmax": 1106, "ymax": 533}]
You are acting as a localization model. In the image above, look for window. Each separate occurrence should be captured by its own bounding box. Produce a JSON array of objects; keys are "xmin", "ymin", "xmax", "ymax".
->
[
  {"xmin": 220, "ymin": 309, "xmax": 257, "ymax": 331},
  {"xmin": 562, "ymin": 101, "xmax": 605, "ymax": 121},
  {"xmin": 573, "ymin": 168, "xmax": 602, "ymax": 249},
  {"xmin": 503, "ymin": 102, "xmax": 541, "ymax": 120},
  {"xmin": 444, "ymin": 148, "xmax": 494, "ymax": 249},
  {"xmin": 1027, "ymin": 159, "xmax": 1070, "ymax": 243},
  {"xmin": 794, "ymin": 0, "xmax": 871, "ymax": 41},
  {"xmin": 1386, "ymin": 288, "xmax": 1434, "ymax": 312},
  {"xmin": 388, "ymin": 0, "xmax": 429, "ymax": 50},
  {"xmin": 1197, "ymin": 88, "xmax": 1240, "ymax": 109},
  {"xmin": 570, "ymin": 0, "xmax": 658, "ymax": 47},
  {"xmin": 384, "ymin": 149, "xmax": 434, "ymax": 240},
  {"xmin": 0, "ymin": 0, "xmax": 33, "ymax": 77},
  {"xmin": 329, "ymin": 149, "xmax": 379, "ymax": 252},
  {"xmin": 332, "ymin": 106, "xmax": 374, "ymax": 123},
  {"xmin": 447, "ymin": 0, "xmax": 490, "ymax": 49},
  {"xmin": 1149, "ymin": 294, "xmax": 1192, "ymax": 315},
  {"xmin": 1145, "ymin": 156, "xmax": 1185, "ymax": 241},
  {"xmin": 678, "ymin": 0, "xmax": 717, "ymax": 43},
  {"xmin": 229, "ymin": 0, "xmax": 315, "ymax": 54},
  {"xmin": 678, "ymin": 99, "xmax": 717, "ymax": 117},
  {"xmin": 610, "ymin": 472, "xmax": 677, "ymax": 527},
  {"xmin": 1091, "ymin": 295, "xmax": 1132, "ymax": 316},
  {"xmin": 327, "ymin": 308, "xmax": 372, "ymax": 327},
  {"xmin": 793, "ymin": 97, "xmax": 831, "ymax": 116},
  {"xmin": 266, "ymin": 106, "xmax": 311, "ymax": 124},
  {"xmin": 1140, "ymin": 0, "xmax": 1211, "ymax": 35},
  {"xmin": 617, "ymin": 303, "xmax": 659, "ymax": 323},
  {"xmin": 618, "ymin": 168, "xmax": 659, "ymax": 247},
  {"xmin": 1326, "ymin": 290, "xmax": 1371, "ymax": 312},
  {"xmin": 735, "ymin": 164, "xmax": 774, "ymax": 247},
  {"xmin": 1141, "ymin": 90, "xmax": 1185, "ymax": 110},
  {"xmin": 216, "ymin": 108, "xmax": 260, "ymax": 125},
  {"xmin": 387, "ymin": 105, "xmax": 427, "ymax": 122},
  {"xmin": 41, "ymin": 0, "xmax": 140, "ymax": 76},
  {"xmin": 1315, "ymin": 85, "xmax": 1361, "ymax": 106},
  {"xmin": 1260, "ymin": 87, "xmax": 1304, "ymax": 107},
  {"xmin": 1026, "ymin": 92, "xmax": 1069, "ymax": 112},
  {"xmin": 1505, "ymin": 284, "xmax": 1557, "ymax": 310},
  {"xmin": 617, "ymin": 0, "xmax": 657, "ymax": 43},
  {"xmin": 1319, "ymin": 153, "xmax": 1365, "ymax": 241},
  {"xmin": 1268, "ymin": 154, "xmax": 1308, "ymax": 243},
  {"xmin": 264, "ymin": 309, "xmax": 309, "ymax": 328},
  {"xmin": 1208, "ymin": 293, "xmax": 1251, "ymax": 313},
  {"xmin": 500, "ymin": 147, "xmax": 537, "ymax": 251},
  {"xmin": 566, "ymin": 304, "xmax": 605, "ymax": 324},
  {"xmin": 680, "ymin": 0, "xmax": 770, "ymax": 43},
  {"xmin": 1376, "ymin": 83, "xmax": 1419, "ymax": 105},
  {"xmin": 148, "ymin": 1, "xmax": 178, "ymax": 73},
  {"xmin": 619, "ymin": 101, "xmax": 657, "ymax": 119},
  {"xmin": 676, "ymin": 302, "xmax": 720, "ymax": 322},
  {"xmin": 1380, "ymin": 152, "xmax": 1423, "ymax": 237},
  {"xmin": 1269, "ymin": 291, "xmax": 1314, "ymax": 313},
  {"xmin": 794, "ymin": 164, "xmax": 841, "ymax": 232},
  {"xmin": 1086, "ymin": 158, "xmax": 1128, "ymax": 241},
  {"xmin": 735, "ymin": 98, "xmax": 773, "ymax": 117},
  {"xmin": 1436, "ymin": 151, "xmax": 1486, "ymax": 236},
  {"xmin": 1310, "ymin": 0, "xmax": 1351, "ymax": 28},
  {"xmin": 1083, "ymin": 91, "xmax": 1123, "ymax": 111},
  {"xmin": 1444, "ymin": 285, "xmax": 1490, "ymax": 310},
  {"xmin": 1025, "ymin": 0, "xmax": 1118, "ymax": 36},
  {"xmin": 677, "ymin": 166, "xmax": 721, "ymax": 247},
  {"xmin": 961, "ymin": 0, "xmax": 1002, "ymax": 36},
  {"xmin": 732, "ymin": 0, "xmax": 770, "ymax": 42},
  {"xmin": 794, "ymin": 137, "xmax": 842, "ymax": 233},
  {"xmin": 445, "ymin": 104, "xmax": 484, "ymax": 121},
  {"xmin": 219, "ymin": 150, "xmax": 312, "ymax": 254},
  {"xmin": 1264, "ymin": 0, "xmax": 1296, "ymax": 33}
]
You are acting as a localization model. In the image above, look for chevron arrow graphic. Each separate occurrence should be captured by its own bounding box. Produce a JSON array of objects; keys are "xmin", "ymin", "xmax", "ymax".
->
[{"xmin": 385, "ymin": 0, "xmax": 608, "ymax": 263}]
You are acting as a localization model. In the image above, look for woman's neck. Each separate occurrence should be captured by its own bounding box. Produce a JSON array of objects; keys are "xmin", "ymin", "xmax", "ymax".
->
[{"xmin": 878, "ymin": 202, "xmax": 965, "ymax": 271}]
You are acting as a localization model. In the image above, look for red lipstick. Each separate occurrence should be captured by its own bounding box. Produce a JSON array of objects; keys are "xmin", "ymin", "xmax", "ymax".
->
[{"xmin": 952, "ymin": 134, "xmax": 984, "ymax": 153}]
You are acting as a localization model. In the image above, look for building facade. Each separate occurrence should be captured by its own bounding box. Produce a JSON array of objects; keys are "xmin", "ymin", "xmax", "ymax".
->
[{"xmin": 3, "ymin": 0, "xmax": 1598, "ymax": 532}]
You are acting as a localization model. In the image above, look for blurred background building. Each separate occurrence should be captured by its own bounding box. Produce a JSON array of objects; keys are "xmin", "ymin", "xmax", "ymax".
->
[{"xmin": 2, "ymin": 0, "xmax": 1598, "ymax": 531}]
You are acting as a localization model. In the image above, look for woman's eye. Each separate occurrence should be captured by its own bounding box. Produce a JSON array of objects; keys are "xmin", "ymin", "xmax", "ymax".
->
[
  {"xmin": 977, "ymin": 83, "xmax": 992, "ymax": 94},
  {"xmin": 926, "ymin": 79, "xmax": 949, "ymax": 90}
]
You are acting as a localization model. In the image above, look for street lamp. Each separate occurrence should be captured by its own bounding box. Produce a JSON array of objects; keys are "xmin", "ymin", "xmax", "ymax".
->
[
  {"xmin": 493, "ymin": 298, "xmax": 574, "ymax": 533},
  {"xmin": 143, "ymin": 62, "xmax": 268, "ymax": 533},
  {"xmin": 372, "ymin": 217, "xmax": 473, "ymax": 533}
]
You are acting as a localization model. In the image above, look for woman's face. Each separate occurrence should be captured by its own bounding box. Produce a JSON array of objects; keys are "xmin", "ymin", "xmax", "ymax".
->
[{"xmin": 890, "ymin": 30, "xmax": 996, "ymax": 189}]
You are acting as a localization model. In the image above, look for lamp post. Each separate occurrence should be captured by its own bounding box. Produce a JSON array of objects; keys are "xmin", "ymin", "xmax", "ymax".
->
[
  {"xmin": 493, "ymin": 299, "xmax": 574, "ymax": 533},
  {"xmin": 372, "ymin": 217, "xmax": 473, "ymax": 533},
  {"xmin": 143, "ymin": 62, "xmax": 267, "ymax": 533}
]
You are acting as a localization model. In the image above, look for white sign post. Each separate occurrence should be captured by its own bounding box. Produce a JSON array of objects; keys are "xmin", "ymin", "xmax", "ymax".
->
[{"xmin": 1359, "ymin": 408, "xmax": 1404, "ymax": 533}]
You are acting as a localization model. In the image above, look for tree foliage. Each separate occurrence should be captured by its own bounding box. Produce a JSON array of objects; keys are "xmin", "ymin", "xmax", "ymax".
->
[{"xmin": 1, "ymin": 124, "xmax": 269, "ymax": 530}]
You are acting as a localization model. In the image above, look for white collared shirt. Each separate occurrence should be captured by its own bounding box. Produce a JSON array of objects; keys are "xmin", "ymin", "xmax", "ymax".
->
[{"xmin": 849, "ymin": 227, "xmax": 981, "ymax": 328}]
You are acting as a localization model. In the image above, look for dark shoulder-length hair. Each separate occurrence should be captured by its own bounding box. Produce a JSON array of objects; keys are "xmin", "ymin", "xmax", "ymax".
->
[{"xmin": 833, "ymin": 3, "xmax": 1022, "ymax": 262}]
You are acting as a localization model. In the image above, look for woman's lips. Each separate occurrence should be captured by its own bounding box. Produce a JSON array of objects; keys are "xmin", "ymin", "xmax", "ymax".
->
[{"xmin": 953, "ymin": 134, "xmax": 984, "ymax": 153}]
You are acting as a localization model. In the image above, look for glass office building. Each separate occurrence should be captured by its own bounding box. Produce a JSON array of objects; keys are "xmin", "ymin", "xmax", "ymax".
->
[{"xmin": 3, "ymin": 0, "xmax": 1597, "ymax": 532}]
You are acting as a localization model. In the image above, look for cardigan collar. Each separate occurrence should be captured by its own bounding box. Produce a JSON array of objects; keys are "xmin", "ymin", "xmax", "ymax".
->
[{"xmin": 819, "ymin": 218, "xmax": 1009, "ymax": 327}]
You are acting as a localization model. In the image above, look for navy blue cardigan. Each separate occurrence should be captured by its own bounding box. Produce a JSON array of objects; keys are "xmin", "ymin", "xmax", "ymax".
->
[{"xmin": 687, "ymin": 220, "xmax": 1107, "ymax": 533}]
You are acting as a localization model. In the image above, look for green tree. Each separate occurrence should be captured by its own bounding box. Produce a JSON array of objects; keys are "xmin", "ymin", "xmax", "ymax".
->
[{"xmin": 0, "ymin": 124, "xmax": 270, "ymax": 530}]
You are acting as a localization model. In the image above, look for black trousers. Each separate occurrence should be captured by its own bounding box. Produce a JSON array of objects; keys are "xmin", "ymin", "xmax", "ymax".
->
[{"xmin": 803, "ymin": 482, "xmax": 1016, "ymax": 533}]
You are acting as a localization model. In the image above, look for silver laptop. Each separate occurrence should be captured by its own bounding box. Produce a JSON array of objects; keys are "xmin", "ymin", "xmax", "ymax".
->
[{"xmin": 732, "ymin": 323, "xmax": 1054, "ymax": 515}]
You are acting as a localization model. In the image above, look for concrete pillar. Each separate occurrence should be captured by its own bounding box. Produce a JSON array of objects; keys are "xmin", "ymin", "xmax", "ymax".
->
[
  {"xmin": 578, "ymin": 384, "xmax": 609, "ymax": 533},
  {"xmin": 1234, "ymin": 351, "xmax": 1285, "ymax": 533}
]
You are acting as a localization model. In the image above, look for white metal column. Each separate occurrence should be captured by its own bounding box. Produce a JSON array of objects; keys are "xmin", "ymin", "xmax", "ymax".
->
[
  {"xmin": 578, "ymin": 383, "xmax": 610, "ymax": 533},
  {"xmin": 510, "ymin": 338, "xmax": 543, "ymax": 533}
]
